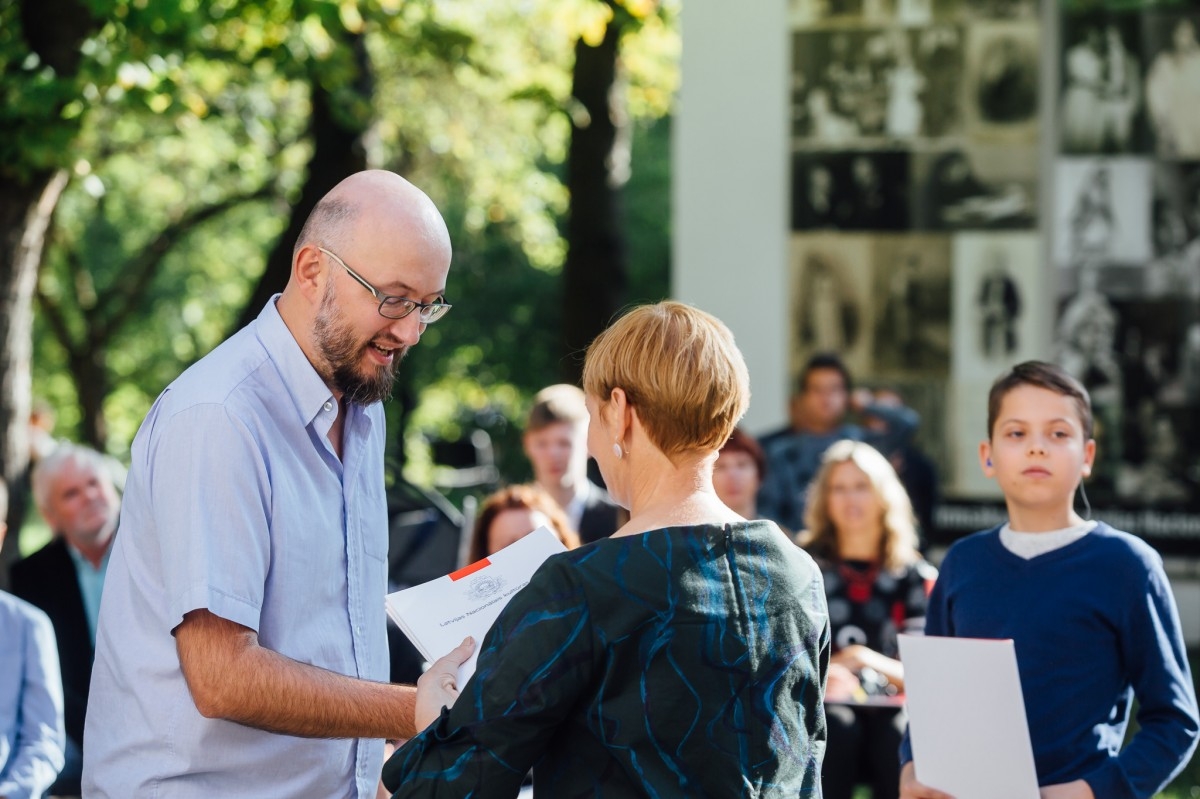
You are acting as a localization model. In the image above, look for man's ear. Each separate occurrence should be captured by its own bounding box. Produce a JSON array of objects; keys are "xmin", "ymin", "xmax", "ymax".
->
[{"xmin": 294, "ymin": 244, "xmax": 325, "ymax": 304}]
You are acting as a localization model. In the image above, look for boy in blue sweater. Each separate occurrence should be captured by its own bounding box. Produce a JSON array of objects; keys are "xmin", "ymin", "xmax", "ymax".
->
[{"xmin": 900, "ymin": 361, "xmax": 1198, "ymax": 799}]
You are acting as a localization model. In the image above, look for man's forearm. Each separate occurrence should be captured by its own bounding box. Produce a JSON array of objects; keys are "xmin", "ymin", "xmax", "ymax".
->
[{"xmin": 177, "ymin": 609, "xmax": 418, "ymax": 740}]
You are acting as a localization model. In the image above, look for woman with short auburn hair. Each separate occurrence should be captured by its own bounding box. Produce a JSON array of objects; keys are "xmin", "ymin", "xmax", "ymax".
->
[
  {"xmin": 466, "ymin": 484, "xmax": 580, "ymax": 563},
  {"xmin": 384, "ymin": 301, "xmax": 830, "ymax": 797}
]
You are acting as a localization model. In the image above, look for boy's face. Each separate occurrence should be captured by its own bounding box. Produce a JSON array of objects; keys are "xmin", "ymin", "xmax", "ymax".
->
[
  {"xmin": 979, "ymin": 385, "xmax": 1096, "ymax": 513},
  {"xmin": 524, "ymin": 421, "xmax": 587, "ymax": 487}
]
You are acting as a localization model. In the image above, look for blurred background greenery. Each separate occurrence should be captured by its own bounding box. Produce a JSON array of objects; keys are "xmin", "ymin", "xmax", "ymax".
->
[{"xmin": 3, "ymin": 0, "xmax": 677, "ymax": 498}]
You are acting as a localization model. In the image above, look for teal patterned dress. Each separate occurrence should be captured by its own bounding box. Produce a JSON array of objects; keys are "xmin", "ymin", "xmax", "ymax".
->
[{"xmin": 382, "ymin": 521, "xmax": 830, "ymax": 797}]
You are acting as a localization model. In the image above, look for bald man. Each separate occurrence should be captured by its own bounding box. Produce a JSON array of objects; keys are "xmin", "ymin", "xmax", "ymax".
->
[{"xmin": 84, "ymin": 171, "xmax": 456, "ymax": 797}]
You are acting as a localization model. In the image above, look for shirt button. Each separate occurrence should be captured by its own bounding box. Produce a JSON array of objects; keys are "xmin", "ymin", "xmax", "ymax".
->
[{"xmin": 323, "ymin": 401, "xmax": 333, "ymax": 412}]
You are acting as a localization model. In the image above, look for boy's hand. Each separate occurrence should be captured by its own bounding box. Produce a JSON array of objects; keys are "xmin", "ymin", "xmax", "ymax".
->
[
  {"xmin": 414, "ymin": 637, "xmax": 476, "ymax": 731},
  {"xmin": 1040, "ymin": 780, "xmax": 1095, "ymax": 799},
  {"xmin": 900, "ymin": 762, "xmax": 956, "ymax": 799}
]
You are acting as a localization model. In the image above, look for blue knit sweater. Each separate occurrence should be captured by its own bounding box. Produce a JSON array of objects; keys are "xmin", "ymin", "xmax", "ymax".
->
[{"xmin": 900, "ymin": 523, "xmax": 1199, "ymax": 799}]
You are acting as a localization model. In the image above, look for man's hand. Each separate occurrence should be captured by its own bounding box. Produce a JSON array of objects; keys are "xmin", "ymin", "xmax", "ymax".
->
[
  {"xmin": 1041, "ymin": 780, "xmax": 1095, "ymax": 799},
  {"xmin": 900, "ymin": 761, "xmax": 955, "ymax": 799},
  {"xmin": 414, "ymin": 637, "xmax": 476, "ymax": 731}
]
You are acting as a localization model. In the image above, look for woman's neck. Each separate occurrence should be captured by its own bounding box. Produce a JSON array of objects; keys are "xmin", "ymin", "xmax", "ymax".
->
[
  {"xmin": 616, "ymin": 451, "xmax": 742, "ymax": 535},
  {"xmin": 835, "ymin": 525, "xmax": 884, "ymax": 562}
]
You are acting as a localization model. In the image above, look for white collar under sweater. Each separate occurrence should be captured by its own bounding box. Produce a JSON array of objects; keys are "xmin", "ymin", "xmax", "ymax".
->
[{"xmin": 999, "ymin": 520, "xmax": 1098, "ymax": 560}]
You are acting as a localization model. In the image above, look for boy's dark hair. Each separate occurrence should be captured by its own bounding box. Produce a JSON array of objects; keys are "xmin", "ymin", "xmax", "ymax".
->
[
  {"xmin": 987, "ymin": 361, "xmax": 1093, "ymax": 439},
  {"xmin": 795, "ymin": 352, "xmax": 853, "ymax": 395}
]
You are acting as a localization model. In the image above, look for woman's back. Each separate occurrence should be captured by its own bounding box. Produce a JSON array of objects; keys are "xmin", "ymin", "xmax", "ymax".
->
[{"xmin": 386, "ymin": 520, "xmax": 829, "ymax": 797}]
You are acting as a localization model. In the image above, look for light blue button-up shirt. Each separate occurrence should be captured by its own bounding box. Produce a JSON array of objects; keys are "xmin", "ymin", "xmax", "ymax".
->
[
  {"xmin": 0, "ymin": 591, "xmax": 65, "ymax": 799},
  {"xmin": 84, "ymin": 298, "xmax": 390, "ymax": 798}
]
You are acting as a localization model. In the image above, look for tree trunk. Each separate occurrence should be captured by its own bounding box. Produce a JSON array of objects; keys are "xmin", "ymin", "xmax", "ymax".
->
[
  {"xmin": 232, "ymin": 35, "xmax": 373, "ymax": 334},
  {"xmin": 0, "ymin": 170, "xmax": 68, "ymax": 588},
  {"xmin": 71, "ymin": 347, "xmax": 109, "ymax": 450},
  {"xmin": 561, "ymin": 11, "xmax": 631, "ymax": 385}
]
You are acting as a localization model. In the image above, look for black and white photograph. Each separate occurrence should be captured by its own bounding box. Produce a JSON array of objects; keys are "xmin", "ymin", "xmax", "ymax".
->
[
  {"xmin": 1054, "ymin": 157, "xmax": 1153, "ymax": 266},
  {"xmin": 869, "ymin": 234, "xmax": 952, "ymax": 377},
  {"xmin": 1059, "ymin": 13, "xmax": 1146, "ymax": 154},
  {"xmin": 951, "ymin": 233, "xmax": 1045, "ymax": 381},
  {"xmin": 1145, "ymin": 161, "xmax": 1200, "ymax": 298},
  {"xmin": 962, "ymin": 20, "xmax": 1040, "ymax": 144},
  {"xmin": 790, "ymin": 234, "xmax": 876, "ymax": 378},
  {"xmin": 1057, "ymin": 293, "xmax": 1200, "ymax": 508},
  {"xmin": 1144, "ymin": 13, "xmax": 1200, "ymax": 159},
  {"xmin": 1053, "ymin": 266, "xmax": 1126, "ymax": 495},
  {"xmin": 792, "ymin": 150, "xmax": 912, "ymax": 230},
  {"xmin": 963, "ymin": 0, "xmax": 1035, "ymax": 20},
  {"xmin": 912, "ymin": 145, "xmax": 1037, "ymax": 230},
  {"xmin": 948, "ymin": 378, "xmax": 1005, "ymax": 498},
  {"xmin": 789, "ymin": 0, "xmax": 961, "ymax": 28},
  {"xmin": 791, "ymin": 27, "xmax": 964, "ymax": 147}
]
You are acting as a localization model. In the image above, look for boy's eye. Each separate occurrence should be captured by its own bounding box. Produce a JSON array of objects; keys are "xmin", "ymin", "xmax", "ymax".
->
[{"xmin": 1007, "ymin": 430, "xmax": 1024, "ymax": 438}]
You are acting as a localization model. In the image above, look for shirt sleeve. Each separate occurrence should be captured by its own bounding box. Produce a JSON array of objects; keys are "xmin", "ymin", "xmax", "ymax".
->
[
  {"xmin": 861, "ymin": 402, "xmax": 919, "ymax": 458},
  {"xmin": 0, "ymin": 609, "xmax": 65, "ymax": 799},
  {"xmin": 382, "ymin": 557, "xmax": 595, "ymax": 797},
  {"xmin": 144, "ymin": 402, "xmax": 272, "ymax": 633},
  {"xmin": 1082, "ymin": 557, "xmax": 1200, "ymax": 799}
]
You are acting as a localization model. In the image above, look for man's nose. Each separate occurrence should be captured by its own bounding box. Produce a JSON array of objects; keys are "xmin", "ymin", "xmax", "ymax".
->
[{"xmin": 386, "ymin": 313, "xmax": 424, "ymax": 347}]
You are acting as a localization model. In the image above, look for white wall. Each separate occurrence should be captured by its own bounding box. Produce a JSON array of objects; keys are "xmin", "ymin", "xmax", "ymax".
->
[{"xmin": 673, "ymin": 2, "xmax": 789, "ymax": 435}]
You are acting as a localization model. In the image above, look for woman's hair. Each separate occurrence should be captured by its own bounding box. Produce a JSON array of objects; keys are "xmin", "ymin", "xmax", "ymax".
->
[
  {"xmin": 582, "ymin": 301, "xmax": 750, "ymax": 457},
  {"xmin": 468, "ymin": 484, "xmax": 580, "ymax": 562},
  {"xmin": 719, "ymin": 427, "xmax": 767, "ymax": 481},
  {"xmin": 797, "ymin": 439, "xmax": 919, "ymax": 572}
]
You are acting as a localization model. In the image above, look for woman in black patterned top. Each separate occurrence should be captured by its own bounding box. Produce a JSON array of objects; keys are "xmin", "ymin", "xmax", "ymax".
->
[
  {"xmin": 797, "ymin": 439, "xmax": 936, "ymax": 799},
  {"xmin": 384, "ymin": 302, "xmax": 830, "ymax": 798}
]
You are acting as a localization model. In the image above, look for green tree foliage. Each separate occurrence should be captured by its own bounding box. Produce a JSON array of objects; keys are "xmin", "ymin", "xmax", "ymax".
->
[{"xmin": 27, "ymin": 0, "xmax": 679, "ymax": 498}]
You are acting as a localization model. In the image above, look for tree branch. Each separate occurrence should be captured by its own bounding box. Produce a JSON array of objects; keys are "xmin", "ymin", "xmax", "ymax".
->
[{"xmin": 97, "ymin": 183, "xmax": 277, "ymax": 342}]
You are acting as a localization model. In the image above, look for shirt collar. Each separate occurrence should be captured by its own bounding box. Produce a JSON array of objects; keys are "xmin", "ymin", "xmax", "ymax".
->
[
  {"xmin": 66, "ymin": 537, "xmax": 113, "ymax": 573},
  {"xmin": 254, "ymin": 296, "xmax": 340, "ymax": 431}
]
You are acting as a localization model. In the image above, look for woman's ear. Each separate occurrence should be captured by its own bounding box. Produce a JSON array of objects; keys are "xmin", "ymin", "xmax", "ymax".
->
[{"xmin": 608, "ymin": 388, "xmax": 631, "ymax": 445}]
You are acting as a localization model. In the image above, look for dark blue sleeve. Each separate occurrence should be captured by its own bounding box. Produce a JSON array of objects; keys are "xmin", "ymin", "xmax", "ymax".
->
[
  {"xmin": 1082, "ymin": 557, "xmax": 1200, "ymax": 799},
  {"xmin": 383, "ymin": 559, "xmax": 594, "ymax": 797},
  {"xmin": 862, "ymin": 402, "xmax": 919, "ymax": 458},
  {"xmin": 756, "ymin": 440, "xmax": 800, "ymax": 532}
]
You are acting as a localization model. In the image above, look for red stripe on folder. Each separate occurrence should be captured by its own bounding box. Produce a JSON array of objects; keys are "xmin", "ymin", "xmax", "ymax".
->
[{"xmin": 449, "ymin": 559, "xmax": 491, "ymax": 581}]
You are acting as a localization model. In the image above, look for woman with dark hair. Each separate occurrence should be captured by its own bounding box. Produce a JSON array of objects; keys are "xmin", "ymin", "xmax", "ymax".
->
[
  {"xmin": 466, "ymin": 485, "xmax": 579, "ymax": 563},
  {"xmin": 712, "ymin": 427, "xmax": 767, "ymax": 521}
]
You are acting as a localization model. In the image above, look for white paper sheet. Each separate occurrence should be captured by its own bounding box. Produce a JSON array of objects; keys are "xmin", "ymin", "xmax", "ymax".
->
[
  {"xmin": 385, "ymin": 526, "xmax": 567, "ymax": 685},
  {"xmin": 897, "ymin": 634, "xmax": 1040, "ymax": 799}
]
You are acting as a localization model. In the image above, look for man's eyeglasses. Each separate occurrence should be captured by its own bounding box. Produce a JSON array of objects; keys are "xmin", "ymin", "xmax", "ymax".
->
[{"xmin": 318, "ymin": 247, "xmax": 452, "ymax": 323}]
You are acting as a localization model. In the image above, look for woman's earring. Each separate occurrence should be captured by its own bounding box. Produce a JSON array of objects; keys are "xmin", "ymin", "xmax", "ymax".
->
[{"xmin": 612, "ymin": 442, "xmax": 623, "ymax": 460}]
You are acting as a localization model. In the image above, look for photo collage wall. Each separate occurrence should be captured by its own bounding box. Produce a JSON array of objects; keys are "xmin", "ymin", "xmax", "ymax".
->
[{"xmin": 789, "ymin": 0, "xmax": 1200, "ymax": 552}]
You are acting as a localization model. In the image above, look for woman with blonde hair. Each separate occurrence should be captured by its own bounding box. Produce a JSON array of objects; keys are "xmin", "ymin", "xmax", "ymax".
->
[
  {"xmin": 383, "ymin": 301, "xmax": 830, "ymax": 797},
  {"xmin": 798, "ymin": 439, "xmax": 936, "ymax": 799},
  {"xmin": 466, "ymin": 484, "xmax": 580, "ymax": 563}
]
